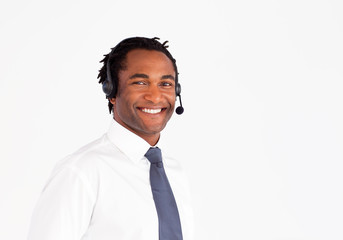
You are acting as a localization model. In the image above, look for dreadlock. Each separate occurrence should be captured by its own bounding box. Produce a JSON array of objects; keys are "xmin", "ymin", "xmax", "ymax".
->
[{"xmin": 97, "ymin": 37, "xmax": 179, "ymax": 113}]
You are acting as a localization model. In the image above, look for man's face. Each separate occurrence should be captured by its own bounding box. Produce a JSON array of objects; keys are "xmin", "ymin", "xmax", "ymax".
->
[{"xmin": 110, "ymin": 49, "xmax": 176, "ymax": 145}]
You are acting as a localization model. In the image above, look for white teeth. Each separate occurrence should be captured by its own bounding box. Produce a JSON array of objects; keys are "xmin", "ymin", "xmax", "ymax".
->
[{"xmin": 141, "ymin": 108, "xmax": 162, "ymax": 114}]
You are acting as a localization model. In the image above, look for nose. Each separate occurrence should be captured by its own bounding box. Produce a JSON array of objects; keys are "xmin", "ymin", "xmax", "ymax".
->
[{"xmin": 144, "ymin": 84, "xmax": 162, "ymax": 103}]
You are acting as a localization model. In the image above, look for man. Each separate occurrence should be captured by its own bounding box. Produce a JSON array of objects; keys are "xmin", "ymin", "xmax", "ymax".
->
[{"xmin": 28, "ymin": 37, "xmax": 193, "ymax": 240}]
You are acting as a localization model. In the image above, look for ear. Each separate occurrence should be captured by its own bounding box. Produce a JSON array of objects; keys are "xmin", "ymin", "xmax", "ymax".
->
[{"xmin": 109, "ymin": 98, "xmax": 116, "ymax": 105}]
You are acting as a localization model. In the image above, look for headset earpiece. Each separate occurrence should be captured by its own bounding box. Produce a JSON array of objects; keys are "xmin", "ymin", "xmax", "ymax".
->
[
  {"xmin": 175, "ymin": 83, "xmax": 181, "ymax": 96},
  {"xmin": 102, "ymin": 58, "xmax": 114, "ymax": 97}
]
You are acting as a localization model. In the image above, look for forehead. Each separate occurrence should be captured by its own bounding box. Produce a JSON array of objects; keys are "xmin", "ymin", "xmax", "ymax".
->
[{"xmin": 123, "ymin": 49, "xmax": 175, "ymax": 73}]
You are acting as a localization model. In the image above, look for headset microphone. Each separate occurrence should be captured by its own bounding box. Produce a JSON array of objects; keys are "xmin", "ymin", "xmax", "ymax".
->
[
  {"xmin": 175, "ymin": 82, "xmax": 184, "ymax": 115},
  {"xmin": 175, "ymin": 95, "xmax": 184, "ymax": 115}
]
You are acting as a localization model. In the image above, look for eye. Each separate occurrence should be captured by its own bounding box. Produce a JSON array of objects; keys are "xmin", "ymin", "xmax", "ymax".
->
[
  {"xmin": 132, "ymin": 81, "xmax": 146, "ymax": 85},
  {"xmin": 160, "ymin": 81, "xmax": 174, "ymax": 87}
]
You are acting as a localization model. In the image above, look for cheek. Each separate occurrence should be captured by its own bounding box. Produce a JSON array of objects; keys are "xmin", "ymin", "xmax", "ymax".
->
[
  {"xmin": 167, "ymin": 93, "xmax": 176, "ymax": 107},
  {"xmin": 115, "ymin": 90, "xmax": 143, "ymax": 117},
  {"xmin": 116, "ymin": 97, "xmax": 134, "ymax": 115}
]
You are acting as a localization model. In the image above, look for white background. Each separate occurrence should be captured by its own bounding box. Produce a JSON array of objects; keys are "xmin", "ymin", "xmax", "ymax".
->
[{"xmin": 1, "ymin": 0, "xmax": 342, "ymax": 239}]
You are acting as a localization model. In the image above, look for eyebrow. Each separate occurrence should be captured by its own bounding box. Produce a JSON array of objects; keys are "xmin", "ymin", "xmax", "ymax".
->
[
  {"xmin": 129, "ymin": 73, "xmax": 175, "ymax": 81},
  {"xmin": 129, "ymin": 73, "xmax": 149, "ymax": 79},
  {"xmin": 161, "ymin": 74, "xmax": 175, "ymax": 81}
]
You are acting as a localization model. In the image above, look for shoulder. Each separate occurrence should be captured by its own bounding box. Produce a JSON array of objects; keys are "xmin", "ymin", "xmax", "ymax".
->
[
  {"xmin": 48, "ymin": 134, "xmax": 124, "ymax": 186},
  {"xmin": 54, "ymin": 134, "xmax": 120, "ymax": 170}
]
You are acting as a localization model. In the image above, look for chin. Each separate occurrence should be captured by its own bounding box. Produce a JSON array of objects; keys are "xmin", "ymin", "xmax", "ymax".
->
[{"xmin": 143, "ymin": 123, "xmax": 168, "ymax": 134}]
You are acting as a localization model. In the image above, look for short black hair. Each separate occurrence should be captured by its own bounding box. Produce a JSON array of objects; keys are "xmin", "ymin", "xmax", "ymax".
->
[{"xmin": 98, "ymin": 37, "xmax": 179, "ymax": 113}]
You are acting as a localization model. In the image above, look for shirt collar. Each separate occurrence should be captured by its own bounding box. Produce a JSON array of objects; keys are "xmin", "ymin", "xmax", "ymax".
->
[{"xmin": 106, "ymin": 118, "xmax": 156, "ymax": 164}]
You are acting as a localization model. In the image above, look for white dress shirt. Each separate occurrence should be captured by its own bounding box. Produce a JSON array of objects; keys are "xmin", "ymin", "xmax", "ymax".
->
[{"xmin": 28, "ymin": 120, "xmax": 194, "ymax": 240}]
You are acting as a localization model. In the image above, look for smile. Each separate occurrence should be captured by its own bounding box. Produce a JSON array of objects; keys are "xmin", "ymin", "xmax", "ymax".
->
[{"xmin": 139, "ymin": 108, "xmax": 165, "ymax": 114}]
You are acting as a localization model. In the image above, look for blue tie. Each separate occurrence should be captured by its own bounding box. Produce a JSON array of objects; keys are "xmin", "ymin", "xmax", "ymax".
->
[{"xmin": 145, "ymin": 147, "xmax": 183, "ymax": 240}]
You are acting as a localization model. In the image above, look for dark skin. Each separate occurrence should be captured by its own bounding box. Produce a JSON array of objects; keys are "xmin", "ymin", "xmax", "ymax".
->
[{"xmin": 109, "ymin": 49, "xmax": 176, "ymax": 146}]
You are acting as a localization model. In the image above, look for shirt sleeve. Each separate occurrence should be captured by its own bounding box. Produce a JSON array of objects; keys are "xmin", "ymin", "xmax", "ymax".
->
[{"xmin": 27, "ymin": 165, "xmax": 96, "ymax": 240}]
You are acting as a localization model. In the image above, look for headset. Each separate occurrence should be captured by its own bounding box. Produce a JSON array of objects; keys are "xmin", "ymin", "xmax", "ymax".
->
[{"xmin": 102, "ymin": 47, "xmax": 184, "ymax": 115}]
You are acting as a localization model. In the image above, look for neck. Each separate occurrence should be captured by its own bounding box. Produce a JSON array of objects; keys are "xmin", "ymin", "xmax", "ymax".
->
[{"xmin": 112, "ymin": 117, "xmax": 160, "ymax": 146}]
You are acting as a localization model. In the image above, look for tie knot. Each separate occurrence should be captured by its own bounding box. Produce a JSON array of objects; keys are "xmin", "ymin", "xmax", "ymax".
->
[{"xmin": 145, "ymin": 147, "xmax": 162, "ymax": 164}]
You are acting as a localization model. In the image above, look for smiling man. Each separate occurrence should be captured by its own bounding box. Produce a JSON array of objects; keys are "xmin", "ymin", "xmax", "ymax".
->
[
  {"xmin": 28, "ymin": 37, "xmax": 193, "ymax": 240},
  {"xmin": 111, "ymin": 48, "xmax": 176, "ymax": 146}
]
